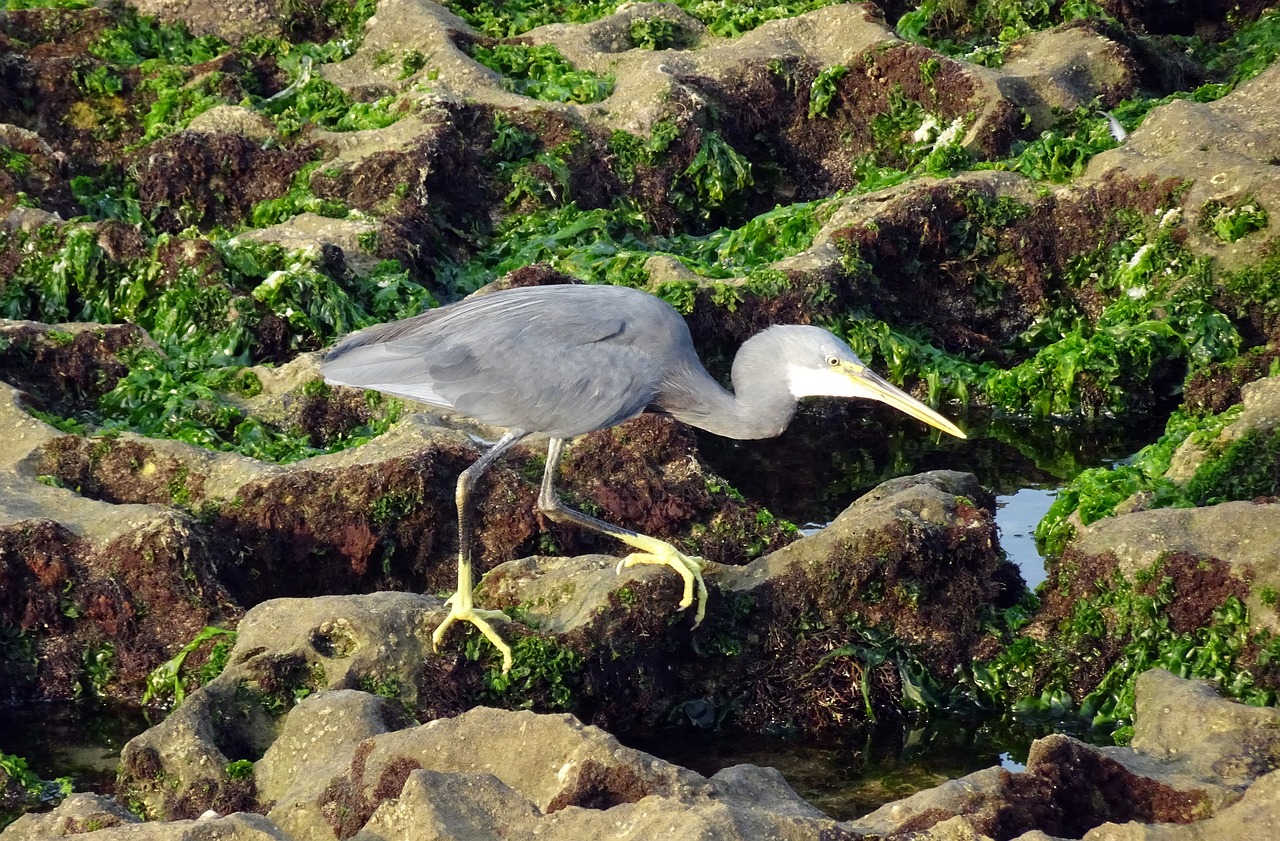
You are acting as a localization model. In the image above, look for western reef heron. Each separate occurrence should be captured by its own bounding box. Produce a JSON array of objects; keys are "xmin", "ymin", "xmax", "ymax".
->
[{"xmin": 323, "ymin": 283, "xmax": 966, "ymax": 672}]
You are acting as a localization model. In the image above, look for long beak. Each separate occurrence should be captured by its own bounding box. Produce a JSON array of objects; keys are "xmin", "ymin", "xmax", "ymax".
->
[{"xmin": 845, "ymin": 364, "xmax": 967, "ymax": 439}]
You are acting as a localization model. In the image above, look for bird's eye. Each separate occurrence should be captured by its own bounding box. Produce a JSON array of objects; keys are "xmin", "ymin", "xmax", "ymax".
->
[{"xmin": 826, "ymin": 355, "xmax": 840, "ymax": 366}]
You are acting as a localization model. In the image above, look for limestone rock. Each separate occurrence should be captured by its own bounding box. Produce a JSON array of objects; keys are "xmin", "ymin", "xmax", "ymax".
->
[
  {"xmin": 1167, "ymin": 375, "xmax": 1280, "ymax": 483},
  {"xmin": 1069, "ymin": 502, "xmax": 1280, "ymax": 633},
  {"xmin": 258, "ymin": 690, "xmax": 401, "ymax": 839},
  {"xmin": 988, "ymin": 25, "xmax": 1137, "ymax": 132},
  {"xmin": 0, "ymin": 793, "xmax": 138, "ymax": 839},
  {"xmin": 1079, "ymin": 768, "xmax": 1280, "ymax": 840},
  {"xmin": 2, "ymin": 810, "xmax": 288, "ymax": 840},
  {"xmin": 1130, "ymin": 668, "xmax": 1280, "ymax": 792},
  {"xmin": 1086, "ymin": 62, "xmax": 1280, "ymax": 269},
  {"xmin": 849, "ymin": 670, "xmax": 1280, "ymax": 839},
  {"xmin": 185, "ymin": 106, "xmax": 276, "ymax": 142},
  {"xmin": 131, "ymin": 0, "xmax": 295, "ymax": 43}
]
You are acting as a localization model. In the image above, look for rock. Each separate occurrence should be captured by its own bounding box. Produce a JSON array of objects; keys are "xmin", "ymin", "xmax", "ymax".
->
[
  {"xmin": 984, "ymin": 25, "xmax": 1137, "ymax": 133},
  {"xmin": 1130, "ymin": 668, "xmax": 1280, "ymax": 792},
  {"xmin": 131, "ymin": 0, "xmax": 294, "ymax": 44},
  {"xmin": 34, "ymin": 673, "xmax": 1280, "ymax": 839},
  {"xmin": 1167, "ymin": 375, "xmax": 1280, "ymax": 483},
  {"xmin": 1086, "ymin": 61, "xmax": 1280, "ymax": 270},
  {"xmin": 2, "ymin": 809, "xmax": 288, "ymax": 840},
  {"xmin": 116, "ymin": 593, "xmax": 442, "ymax": 819},
  {"xmin": 258, "ymin": 690, "xmax": 401, "ymax": 839},
  {"xmin": 849, "ymin": 669, "xmax": 1280, "ymax": 839},
  {"xmin": 1, "ymin": 793, "xmax": 138, "ymax": 838},
  {"xmin": 1068, "ymin": 503, "xmax": 1280, "ymax": 633},
  {"xmin": 847, "ymin": 766, "xmax": 1006, "ymax": 837},
  {"xmin": 1078, "ymin": 768, "xmax": 1280, "ymax": 840},
  {"xmin": 107, "ymin": 468, "xmax": 1011, "ymax": 819},
  {"xmin": 350, "ymin": 769, "xmax": 539, "ymax": 841},
  {"xmin": 118, "ymin": 695, "xmax": 853, "ymax": 840},
  {"xmin": 236, "ymin": 214, "xmax": 382, "ymax": 275},
  {"xmin": 0, "ymin": 375, "xmax": 242, "ymax": 703},
  {"xmin": 185, "ymin": 106, "xmax": 276, "ymax": 142}
]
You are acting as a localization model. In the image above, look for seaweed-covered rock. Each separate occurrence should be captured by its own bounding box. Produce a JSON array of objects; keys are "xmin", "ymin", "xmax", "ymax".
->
[
  {"xmin": 1, "ymin": 793, "xmax": 138, "ymax": 838},
  {"xmin": 109, "ymin": 469, "xmax": 1011, "ymax": 820},
  {"xmin": 846, "ymin": 669, "xmax": 1280, "ymax": 839},
  {"xmin": 31, "ymin": 670, "xmax": 1280, "ymax": 840}
]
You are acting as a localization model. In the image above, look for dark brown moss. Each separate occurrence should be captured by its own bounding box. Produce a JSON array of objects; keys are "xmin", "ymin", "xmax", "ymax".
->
[
  {"xmin": 319, "ymin": 739, "xmax": 378, "ymax": 839},
  {"xmin": 0, "ymin": 323, "xmax": 149, "ymax": 417},
  {"xmin": 130, "ymin": 131, "xmax": 311, "ymax": 233},
  {"xmin": 211, "ymin": 444, "xmax": 539, "ymax": 604},
  {"xmin": 372, "ymin": 757, "xmax": 421, "ymax": 802},
  {"xmin": 546, "ymin": 759, "xmax": 653, "ymax": 812},
  {"xmin": 38, "ymin": 435, "xmax": 206, "ymax": 506}
]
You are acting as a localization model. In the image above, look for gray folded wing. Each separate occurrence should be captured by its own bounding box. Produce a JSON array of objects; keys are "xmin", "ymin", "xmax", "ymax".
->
[{"xmin": 322, "ymin": 288, "xmax": 667, "ymax": 438}]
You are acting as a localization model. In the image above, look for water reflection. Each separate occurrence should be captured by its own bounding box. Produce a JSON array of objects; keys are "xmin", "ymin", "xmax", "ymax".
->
[
  {"xmin": 0, "ymin": 701, "xmax": 151, "ymax": 793},
  {"xmin": 693, "ymin": 402, "xmax": 1154, "ymax": 525},
  {"xmin": 630, "ymin": 714, "xmax": 1063, "ymax": 820},
  {"xmin": 995, "ymin": 487, "xmax": 1057, "ymax": 589}
]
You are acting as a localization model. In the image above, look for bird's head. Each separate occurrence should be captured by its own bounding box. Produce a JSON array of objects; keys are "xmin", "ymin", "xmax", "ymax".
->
[{"xmin": 768, "ymin": 326, "xmax": 967, "ymax": 439}]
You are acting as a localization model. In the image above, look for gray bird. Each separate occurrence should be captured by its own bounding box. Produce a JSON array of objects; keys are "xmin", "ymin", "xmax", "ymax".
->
[{"xmin": 323, "ymin": 283, "xmax": 966, "ymax": 672}]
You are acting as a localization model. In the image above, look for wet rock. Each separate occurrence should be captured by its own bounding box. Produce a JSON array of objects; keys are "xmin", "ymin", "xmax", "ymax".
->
[
  {"xmin": 849, "ymin": 766, "xmax": 1006, "ymax": 837},
  {"xmin": 127, "ymin": 132, "xmax": 312, "ymax": 233},
  {"xmin": 3, "ymin": 810, "xmax": 290, "ymax": 840},
  {"xmin": 1077, "ymin": 769, "xmax": 1280, "ymax": 840},
  {"xmin": 121, "ymin": 696, "xmax": 853, "ymax": 840},
  {"xmin": 1130, "ymin": 668, "xmax": 1280, "ymax": 792},
  {"xmin": 1069, "ymin": 503, "xmax": 1280, "ymax": 633},
  {"xmin": 1086, "ymin": 61, "xmax": 1280, "ymax": 270},
  {"xmin": 131, "ymin": 0, "xmax": 294, "ymax": 44},
  {"xmin": 39, "ymin": 670, "xmax": 1280, "ymax": 840},
  {"xmin": 236, "ymin": 214, "xmax": 382, "ymax": 276},
  {"xmin": 0, "ymin": 386, "xmax": 240, "ymax": 703},
  {"xmin": 0, "ymin": 321, "xmax": 157, "ymax": 418},
  {"xmin": 1166, "ymin": 375, "xmax": 1280, "ymax": 483},
  {"xmin": 1, "ymin": 793, "xmax": 138, "ymax": 838},
  {"xmin": 104, "ymin": 468, "xmax": 1008, "ymax": 818},
  {"xmin": 982, "ymin": 24, "xmax": 1138, "ymax": 133},
  {"xmin": 258, "ymin": 690, "xmax": 401, "ymax": 839},
  {"xmin": 849, "ymin": 669, "xmax": 1280, "ymax": 840},
  {"xmin": 185, "ymin": 105, "xmax": 277, "ymax": 142}
]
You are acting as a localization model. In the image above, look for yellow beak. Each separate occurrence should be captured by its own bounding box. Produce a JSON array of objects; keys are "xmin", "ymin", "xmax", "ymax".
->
[{"xmin": 844, "ymin": 363, "xmax": 967, "ymax": 439}]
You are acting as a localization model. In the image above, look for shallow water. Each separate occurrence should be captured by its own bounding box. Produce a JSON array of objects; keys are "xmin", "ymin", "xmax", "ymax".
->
[
  {"xmin": 631, "ymin": 715, "xmax": 1065, "ymax": 820},
  {"xmin": 0, "ymin": 701, "xmax": 150, "ymax": 794}
]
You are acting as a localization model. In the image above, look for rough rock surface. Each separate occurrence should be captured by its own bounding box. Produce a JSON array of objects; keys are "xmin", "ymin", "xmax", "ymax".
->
[
  {"xmin": 3, "ymin": 0, "xmax": 1280, "ymax": 838},
  {"xmin": 844, "ymin": 669, "xmax": 1280, "ymax": 840},
  {"xmin": 104, "ymin": 470, "xmax": 1012, "ymax": 819},
  {"xmin": 1066, "ymin": 375, "xmax": 1280, "ymax": 633},
  {"xmin": 7, "ymin": 670, "xmax": 1279, "ymax": 840}
]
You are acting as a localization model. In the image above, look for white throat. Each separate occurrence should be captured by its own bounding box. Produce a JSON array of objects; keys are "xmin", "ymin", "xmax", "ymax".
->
[{"xmin": 785, "ymin": 364, "xmax": 864, "ymax": 399}]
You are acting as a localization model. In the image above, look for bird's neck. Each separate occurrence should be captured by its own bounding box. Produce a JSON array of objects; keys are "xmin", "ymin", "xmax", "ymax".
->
[{"xmin": 658, "ymin": 335, "xmax": 798, "ymax": 440}]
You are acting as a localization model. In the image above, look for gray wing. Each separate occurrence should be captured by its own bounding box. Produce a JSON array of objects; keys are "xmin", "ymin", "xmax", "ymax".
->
[{"xmin": 322, "ymin": 286, "xmax": 682, "ymax": 438}]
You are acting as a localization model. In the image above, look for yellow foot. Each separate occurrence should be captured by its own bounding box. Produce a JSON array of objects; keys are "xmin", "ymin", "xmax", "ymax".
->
[
  {"xmin": 431, "ymin": 593, "xmax": 514, "ymax": 674},
  {"xmin": 615, "ymin": 537, "xmax": 708, "ymax": 627}
]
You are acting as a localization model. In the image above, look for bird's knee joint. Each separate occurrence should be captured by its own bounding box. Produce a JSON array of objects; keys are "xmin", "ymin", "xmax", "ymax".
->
[{"xmin": 537, "ymin": 497, "xmax": 569, "ymax": 521}]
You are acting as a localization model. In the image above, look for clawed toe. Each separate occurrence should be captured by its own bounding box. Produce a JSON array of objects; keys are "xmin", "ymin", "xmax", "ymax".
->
[
  {"xmin": 432, "ymin": 600, "xmax": 514, "ymax": 674},
  {"xmin": 614, "ymin": 542, "xmax": 708, "ymax": 627}
]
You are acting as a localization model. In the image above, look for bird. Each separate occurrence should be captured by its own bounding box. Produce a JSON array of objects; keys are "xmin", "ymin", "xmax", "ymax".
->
[{"xmin": 322, "ymin": 283, "xmax": 966, "ymax": 673}]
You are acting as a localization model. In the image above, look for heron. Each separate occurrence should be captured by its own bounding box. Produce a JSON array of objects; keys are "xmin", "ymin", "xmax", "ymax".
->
[{"xmin": 323, "ymin": 283, "xmax": 966, "ymax": 672}]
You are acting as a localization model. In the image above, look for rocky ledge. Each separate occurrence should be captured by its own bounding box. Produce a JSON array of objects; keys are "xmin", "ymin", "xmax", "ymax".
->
[{"xmin": 2, "ymin": 668, "xmax": 1276, "ymax": 840}]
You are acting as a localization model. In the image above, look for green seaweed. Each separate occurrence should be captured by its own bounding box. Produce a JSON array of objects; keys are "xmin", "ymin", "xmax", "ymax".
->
[
  {"xmin": 469, "ymin": 43, "xmax": 614, "ymax": 104},
  {"xmin": 141, "ymin": 626, "xmax": 237, "ymax": 708}
]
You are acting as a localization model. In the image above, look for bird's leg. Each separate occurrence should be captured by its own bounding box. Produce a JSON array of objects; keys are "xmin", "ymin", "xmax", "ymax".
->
[
  {"xmin": 538, "ymin": 438, "xmax": 709, "ymax": 627},
  {"xmin": 431, "ymin": 428, "xmax": 528, "ymax": 674}
]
